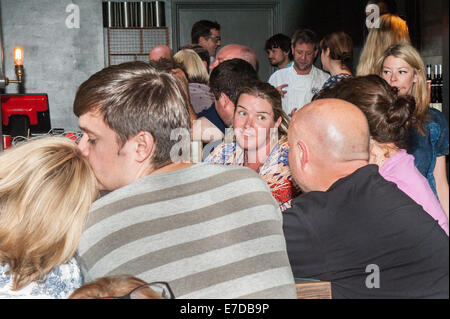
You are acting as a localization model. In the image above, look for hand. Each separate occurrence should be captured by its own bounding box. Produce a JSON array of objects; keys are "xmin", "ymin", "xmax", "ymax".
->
[
  {"xmin": 288, "ymin": 108, "xmax": 298, "ymax": 117},
  {"xmin": 276, "ymin": 84, "xmax": 288, "ymax": 97}
]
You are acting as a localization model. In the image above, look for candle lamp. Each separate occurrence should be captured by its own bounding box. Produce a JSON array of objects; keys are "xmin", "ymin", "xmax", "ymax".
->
[{"xmin": 1, "ymin": 46, "xmax": 24, "ymax": 87}]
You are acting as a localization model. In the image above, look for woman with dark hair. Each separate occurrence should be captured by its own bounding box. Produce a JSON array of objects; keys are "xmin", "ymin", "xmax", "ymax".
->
[
  {"xmin": 206, "ymin": 81, "xmax": 300, "ymax": 211},
  {"xmin": 314, "ymin": 75, "xmax": 448, "ymax": 235},
  {"xmin": 320, "ymin": 31, "xmax": 353, "ymax": 89}
]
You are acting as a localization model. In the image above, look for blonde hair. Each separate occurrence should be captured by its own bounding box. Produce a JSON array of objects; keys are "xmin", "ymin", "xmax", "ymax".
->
[
  {"xmin": 69, "ymin": 275, "xmax": 162, "ymax": 299},
  {"xmin": 173, "ymin": 49, "xmax": 209, "ymax": 84},
  {"xmin": 375, "ymin": 43, "xmax": 428, "ymax": 135},
  {"xmin": 357, "ymin": 14, "xmax": 410, "ymax": 76},
  {"xmin": 0, "ymin": 137, "xmax": 98, "ymax": 290}
]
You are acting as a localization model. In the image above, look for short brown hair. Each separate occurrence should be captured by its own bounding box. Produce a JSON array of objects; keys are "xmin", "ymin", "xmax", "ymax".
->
[
  {"xmin": 314, "ymin": 75, "xmax": 416, "ymax": 149},
  {"xmin": 191, "ymin": 20, "xmax": 220, "ymax": 44},
  {"xmin": 209, "ymin": 59, "xmax": 259, "ymax": 105},
  {"xmin": 291, "ymin": 29, "xmax": 319, "ymax": 50},
  {"xmin": 73, "ymin": 61, "xmax": 191, "ymax": 169}
]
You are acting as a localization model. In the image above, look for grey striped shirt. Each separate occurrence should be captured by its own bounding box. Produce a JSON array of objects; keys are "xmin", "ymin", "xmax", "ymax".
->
[{"xmin": 77, "ymin": 163, "xmax": 296, "ymax": 299}]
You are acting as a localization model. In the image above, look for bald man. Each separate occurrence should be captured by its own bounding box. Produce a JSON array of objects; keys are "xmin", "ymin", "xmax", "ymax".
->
[
  {"xmin": 283, "ymin": 99, "xmax": 449, "ymax": 299},
  {"xmin": 149, "ymin": 45, "xmax": 172, "ymax": 62},
  {"xmin": 288, "ymin": 99, "xmax": 370, "ymax": 192},
  {"xmin": 209, "ymin": 44, "xmax": 258, "ymax": 72}
]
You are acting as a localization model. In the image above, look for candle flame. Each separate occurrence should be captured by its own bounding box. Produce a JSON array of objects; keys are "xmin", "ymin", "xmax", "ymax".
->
[{"xmin": 13, "ymin": 46, "xmax": 24, "ymax": 66}]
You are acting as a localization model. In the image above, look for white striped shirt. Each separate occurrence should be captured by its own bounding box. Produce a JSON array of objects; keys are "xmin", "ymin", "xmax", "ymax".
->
[{"xmin": 77, "ymin": 163, "xmax": 297, "ymax": 299}]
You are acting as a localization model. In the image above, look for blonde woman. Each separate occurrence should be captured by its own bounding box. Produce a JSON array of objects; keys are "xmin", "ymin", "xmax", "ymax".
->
[
  {"xmin": 357, "ymin": 13, "xmax": 410, "ymax": 76},
  {"xmin": 0, "ymin": 137, "xmax": 98, "ymax": 298},
  {"xmin": 377, "ymin": 43, "xmax": 449, "ymax": 217},
  {"xmin": 173, "ymin": 48, "xmax": 214, "ymax": 114}
]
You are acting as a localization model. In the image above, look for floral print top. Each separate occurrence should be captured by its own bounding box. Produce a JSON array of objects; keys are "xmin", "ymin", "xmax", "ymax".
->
[
  {"xmin": 0, "ymin": 257, "xmax": 83, "ymax": 299},
  {"xmin": 321, "ymin": 73, "xmax": 352, "ymax": 90},
  {"xmin": 205, "ymin": 135, "xmax": 300, "ymax": 211}
]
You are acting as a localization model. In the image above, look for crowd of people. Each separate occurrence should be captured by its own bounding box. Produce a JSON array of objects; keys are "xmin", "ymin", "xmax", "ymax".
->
[{"xmin": 0, "ymin": 0, "xmax": 448, "ymax": 299}]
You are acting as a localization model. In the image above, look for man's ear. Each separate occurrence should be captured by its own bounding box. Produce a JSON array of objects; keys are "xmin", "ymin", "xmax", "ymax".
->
[
  {"xmin": 369, "ymin": 138, "xmax": 375, "ymax": 152},
  {"xmin": 133, "ymin": 131, "xmax": 155, "ymax": 163},
  {"xmin": 297, "ymin": 140, "xmax": 308, "ymax": 167},
  {"xmin": 223, "ymin": 93, "xmax": 235, "ymax": 110},
  {"xmin": 198, "ymin": 36, "xmax": 207, "ymax": 46},
  {"xmin": 220, "ymin": 92, "xmax": 231, "ymax": 106},
  {"xmin": 368, "ymin": 138, "xmax": 381, "ymax": 165},
  {"xmin": 217, "ymin": 92, "xmax": 234, "ymax": 113},
  {"xmin": 215, "ymin": 93, "xmax": 235, "ymax": 126}
]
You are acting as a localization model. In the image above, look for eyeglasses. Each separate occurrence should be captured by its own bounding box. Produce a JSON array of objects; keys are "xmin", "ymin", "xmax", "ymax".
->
[
  {"xmin": 205, "ymin": 36, "xmax": 221, "ymax": 43},
  {"xmin": 104, "ymin": 281, "xmax": 175, "ymax": 299}
]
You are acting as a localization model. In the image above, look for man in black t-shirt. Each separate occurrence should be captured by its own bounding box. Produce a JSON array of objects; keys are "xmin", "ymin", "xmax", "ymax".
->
[{"xmin": 284, "ymin": 98, "xmax": 449, "ymax": 298}]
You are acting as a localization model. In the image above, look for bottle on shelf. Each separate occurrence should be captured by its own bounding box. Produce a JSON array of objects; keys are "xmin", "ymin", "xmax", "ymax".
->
[
  {"xmin": 438, "ymin": 64, "xmax": 443, "ymax": 108},
  {"xmin": 430, "ymin": 64, "xmax": 442, "ymax": 112},
  {"xmin": 426, "ymin": 64, "xmax": 432, "ymax": 84},
  {"xmin": 426, "ymin": 64, "xmax": 432, "ymax": 105}
]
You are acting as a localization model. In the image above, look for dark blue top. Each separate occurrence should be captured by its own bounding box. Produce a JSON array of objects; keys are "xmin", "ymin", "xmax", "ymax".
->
[
  {"xmin": 197, "ymin": 102, "xmax": 226, "ymax": 134},
  {"xmin": 407, "ymin": 108, "xmax": 449, "ymax": 196}
]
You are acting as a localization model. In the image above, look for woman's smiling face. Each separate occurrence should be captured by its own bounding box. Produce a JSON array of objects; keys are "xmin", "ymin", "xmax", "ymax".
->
[{"xmin": 233, "ymin": 94, "xmax": 281, "ymax": 152}]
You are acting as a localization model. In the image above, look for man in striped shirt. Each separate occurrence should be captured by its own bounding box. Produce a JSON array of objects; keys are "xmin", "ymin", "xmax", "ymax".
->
[{"xmin": 73, "ymin": 61, "xmax": 296, "ymax": 299}]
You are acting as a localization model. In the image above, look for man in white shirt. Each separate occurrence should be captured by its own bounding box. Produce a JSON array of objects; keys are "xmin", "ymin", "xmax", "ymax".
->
[{"xmin": 268, "ymin": 29, "xmax": 329, "ymax": 116}]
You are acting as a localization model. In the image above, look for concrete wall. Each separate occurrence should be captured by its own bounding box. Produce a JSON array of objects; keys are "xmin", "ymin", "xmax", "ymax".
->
[{"xmin": 1, "ymin": 0, "xmax": 104, "ymax": 131}]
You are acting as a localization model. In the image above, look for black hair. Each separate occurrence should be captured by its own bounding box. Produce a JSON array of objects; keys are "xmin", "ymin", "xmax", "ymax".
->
[
  {"xmin": 209, "ymin": 59, "xmax": 259, "ymax": 105},
  {"xmin": 191, "ymin": 20, "xmax": 221, "ymax": 44}
]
